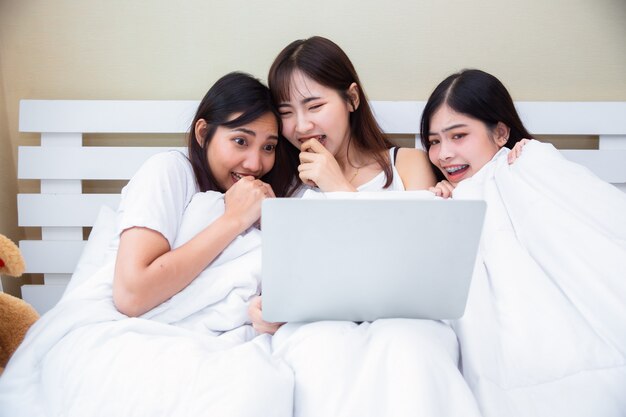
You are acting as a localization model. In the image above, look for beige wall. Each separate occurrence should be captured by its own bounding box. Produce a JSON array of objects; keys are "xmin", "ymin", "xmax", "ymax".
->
[
  {"xmin": 0, "ymin": 48, "xmax": 24, "ymax": 295},
  {"xmin": 0, "ymin": 0, "xmax": 624, "ymax": 290}
]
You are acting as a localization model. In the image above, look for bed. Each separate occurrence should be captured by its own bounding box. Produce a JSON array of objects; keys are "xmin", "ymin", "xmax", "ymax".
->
[{"xmin": 7, "ymin": 99, "xmax": 626, "ymax": 417}]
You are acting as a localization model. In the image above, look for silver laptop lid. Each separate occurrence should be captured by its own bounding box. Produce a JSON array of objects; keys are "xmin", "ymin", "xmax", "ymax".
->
[{"xmin": 261, "ymin": 198, "xmax": 485, "ymax": 322}]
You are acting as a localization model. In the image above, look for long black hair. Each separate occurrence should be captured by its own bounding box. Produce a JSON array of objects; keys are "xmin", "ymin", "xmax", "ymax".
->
[
  {"xmin": 188, "ymin": 72, "xmax": 299, "ymax": 196},
  {"xmin": 420, "ymin": 69, "xmax": 534, "ymax": 181},
  {"xmin": 420, "ymin": 69, "xmax": 533, "ymax": 151}
]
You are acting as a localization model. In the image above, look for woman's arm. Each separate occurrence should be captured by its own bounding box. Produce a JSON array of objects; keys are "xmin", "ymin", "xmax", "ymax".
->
[
  {"xmin": 113, "ymin": 177, "xmax": 273, "ymax": 317},
  {"xmin": 113, "ymin": 216, "xmax": 244, "ymax": 317},
  {"xmin": 395, "ymin": 148, "xmax": 437, "ymax": 190}
]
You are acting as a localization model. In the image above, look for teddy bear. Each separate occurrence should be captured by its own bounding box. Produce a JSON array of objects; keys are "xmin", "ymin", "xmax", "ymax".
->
[{"xmin": 0, "ymin": 233, "xmax": 39, "ymax": 374}]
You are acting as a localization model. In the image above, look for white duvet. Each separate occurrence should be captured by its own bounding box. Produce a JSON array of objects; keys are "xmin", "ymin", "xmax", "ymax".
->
[
  {"xmin": 452, "ymin": 141, "xmax": 626, "ymax": 417},
  {"xmin": 0, "ymin": 192, "xmax": 294, "ymax": 417}
]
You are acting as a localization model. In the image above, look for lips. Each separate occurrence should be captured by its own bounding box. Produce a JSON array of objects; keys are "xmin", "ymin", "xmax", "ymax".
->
[
  {"xmin": 442, "ymin": 164, "xmax": 469, "ymax": 180},
  {"xmin": 298, "ymin": 135, "xmax": 327, "ymax": 147},
  {"xmin": 231, "ymin": 171, "xmax": 256, "ymax": 182}
]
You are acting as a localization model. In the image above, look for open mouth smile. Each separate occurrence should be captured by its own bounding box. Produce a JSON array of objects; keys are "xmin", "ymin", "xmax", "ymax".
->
[{"xmin": 443, "ymin": 164, "xmax": 469, "ymax": 179}]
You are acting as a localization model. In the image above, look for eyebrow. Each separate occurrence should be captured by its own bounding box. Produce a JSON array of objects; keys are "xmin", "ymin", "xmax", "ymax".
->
[
  {"xmin": 232, "ymin": 127, "xmax": 278, "ymax": 141},
  {"xmin": 232, "ymin": 127, "xmax": 256, "ymax": 136},
  {"xmin": 278, "ymin": 96, "xmax": 321, "ymax": 108},
  {"xmin": 428, "ymin": 123, "xmax": 467, "ymax": 135},
  {"xmin": 301, "ymin": 96, "xmax": 321, "ymax": 104}
]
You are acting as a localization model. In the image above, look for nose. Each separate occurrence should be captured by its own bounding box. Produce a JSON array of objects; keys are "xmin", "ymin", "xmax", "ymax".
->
[
  {"xmin": 438, "ymin": 139, "xmax": 453, "ymax": 162},
  {"xmin": 294, "ymin": 112, "xmax": 313, "ymax": 135},
  {"xmin": 241, "ymin": 150, "xmax": 263, "ymax": 175}
]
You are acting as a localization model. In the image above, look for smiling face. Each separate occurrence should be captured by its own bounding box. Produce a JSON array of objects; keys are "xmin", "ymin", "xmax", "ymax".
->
[
  {"xmin": 277, "ymin": 70, "xmax": 357, "ymax": 157},
  {"xmin": 196, "ymin": 112, "xmax": 279, "ymax": 191},
  {"xmin": 427, "ymin": 105, "xmax": 508, "ymax": 185}
]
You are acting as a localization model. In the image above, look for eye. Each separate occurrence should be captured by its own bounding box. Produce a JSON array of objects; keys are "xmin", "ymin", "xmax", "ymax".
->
[
  {"xmin": 263, "ymin": 144, "xmax": 277, "ymax": 153},
  {"xmin": 309, "ymin": 103, "xmax": 324, "ymax": 111},
  {"xmin": 233, "ymin": 137, "xmax": 247, "ymax": 146},
  {"xmin": 452, "ymin": 133, "xmax": 466, "ymax": 140},
  {"xmin": 428, "ymin": 138, "xmax": 440, "ymax": 146},
  {"xmin": 279, "ymin": 110, "xmax": 292, "ymax": 118}
]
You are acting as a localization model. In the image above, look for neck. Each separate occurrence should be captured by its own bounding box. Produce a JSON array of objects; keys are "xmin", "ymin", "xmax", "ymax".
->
[{"xmin": 335, "ymin": 136, "xmax": 368, "ymax": 171}]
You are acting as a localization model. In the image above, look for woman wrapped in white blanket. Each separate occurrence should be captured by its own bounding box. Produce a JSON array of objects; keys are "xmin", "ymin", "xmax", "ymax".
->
[
  {"xmin": 0, "ymin": 72, "xmax": 299, "ymax": 417},
  {"xmin": 248, "ymin": 36, "xmax": 482, "ymax": 417},
  {"xmin": 421, "ymin": 68, "xmax": 626, "ymax": 417}
]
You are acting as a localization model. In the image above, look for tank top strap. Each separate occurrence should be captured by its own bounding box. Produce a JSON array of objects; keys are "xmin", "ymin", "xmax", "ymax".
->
[{"xmin": 390, "ymin": 147, "xmax": 400, "ymax": 166}]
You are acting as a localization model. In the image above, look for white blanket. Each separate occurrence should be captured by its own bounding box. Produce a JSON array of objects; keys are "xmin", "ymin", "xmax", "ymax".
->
[
  {"xmin": 270, "ymin": 190, "xmax": 482, "ymax": 417},
  {"xmin": 452, "ymin": 141, "xmax": 626, "ymax": 417},
  {"xmin": 0, "ymin": 192, "xmax": 293, "ymax": 417},
  {"xmin": 272, "ymin": 320, "xmax": 482, "ymax": 417}
]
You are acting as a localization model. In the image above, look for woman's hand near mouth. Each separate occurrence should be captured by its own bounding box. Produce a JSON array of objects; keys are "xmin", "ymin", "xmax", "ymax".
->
[
  {"xmin": 299, "ymin": 138, "xmax": 356, "ymax": 192},
  {"xmin": 223, "ymin": 176, "xmax": 275, "ymax": 233}
]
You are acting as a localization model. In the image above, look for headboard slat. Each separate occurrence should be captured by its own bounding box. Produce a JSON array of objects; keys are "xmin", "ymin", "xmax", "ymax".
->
[
  {"xmin": 19, "ymin": 146, "xmax": 186, "ymax": 180},
  {"xmin": 559, "ymin": 150, "xmax": 626, "ymax": 183},
  {"xmin": 20, "ymin": 241, "xmax": 85, "ymax": 274},
  {"xmin": 18, "ymin": 194, "xmax": 121, "ymax": 227},
  {"xmin": 370, "ymin": 102, "xmax": 626, "ymax": 135},
  {"xmin": 19, "ymin": 100, "xmax": 197, "ymax": 133}
]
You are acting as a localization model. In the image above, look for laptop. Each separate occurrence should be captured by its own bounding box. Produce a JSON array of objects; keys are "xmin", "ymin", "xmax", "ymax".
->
[{"xmin": 261, "ymin": 197, "xmax": 486, "ymax": 322}]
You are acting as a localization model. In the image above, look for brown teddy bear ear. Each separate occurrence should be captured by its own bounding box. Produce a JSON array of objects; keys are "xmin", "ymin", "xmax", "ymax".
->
[{"xmin": 0, "ymin": 235, "xmax": 26, "ymax": 277}]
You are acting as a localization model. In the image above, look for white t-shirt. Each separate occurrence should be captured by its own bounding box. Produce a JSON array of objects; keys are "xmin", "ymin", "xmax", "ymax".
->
[{"xmin": 113, "ymin": 151, "xmax": 199, "ymax": 250}]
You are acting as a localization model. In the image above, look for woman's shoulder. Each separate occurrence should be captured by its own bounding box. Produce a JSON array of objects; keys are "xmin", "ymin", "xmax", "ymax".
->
[
  {"xmin": 123, "ymin": 150, "xmax": 197, "ymax": 199},
  {"xmin": 136, "ymin": 151, "xmax": 194, "ymax": 180},
  {"xmin": 394, "ymin": 147, "xmax": 436, "ymax": 190},
  {"xmin": 395, "ymin": 146, "xmax": 426, "ymax": 158}
]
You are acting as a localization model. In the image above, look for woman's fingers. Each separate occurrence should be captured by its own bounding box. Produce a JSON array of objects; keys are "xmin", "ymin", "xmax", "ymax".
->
[
  {"xmin": 248, "ymin": 296, "xmax": 284, "ymax": 335},
  {"xmin": 508, "ymin": 138, "xmax": 531, "ymax": 164},
  {"xmin": 430, "ymin": 180, "xmax": 454, "ymax": 199},
  {"xmin": 300, "ymin": 138, "xmax": 328, "ymax": 154},
  {"xmin": 429, "ymin": 186, "xmax": 442, "ymax": 197},
  {"xmin": 223, "ymin": 178, "xmax": 270, "ymax": 229},
  {"xmin": 261, "ymin": 182, "xmax": 276, "ymax": 198}
]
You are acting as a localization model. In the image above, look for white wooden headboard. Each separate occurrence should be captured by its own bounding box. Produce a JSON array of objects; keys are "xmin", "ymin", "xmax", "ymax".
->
[{"xmin": 17, "ymin": 100, "xmax": 626, "ymax": 313}]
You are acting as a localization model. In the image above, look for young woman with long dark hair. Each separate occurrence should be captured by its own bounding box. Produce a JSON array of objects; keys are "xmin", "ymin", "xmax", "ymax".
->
[{"xmin": 113, "ymin": 71, "xmax": 297, "ymax": 317}]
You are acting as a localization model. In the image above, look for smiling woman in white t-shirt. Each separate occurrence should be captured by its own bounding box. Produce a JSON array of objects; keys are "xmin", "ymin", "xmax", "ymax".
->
[{"xmin": 112, "ymin": 72, "xmax": 299, "ymax": 317}]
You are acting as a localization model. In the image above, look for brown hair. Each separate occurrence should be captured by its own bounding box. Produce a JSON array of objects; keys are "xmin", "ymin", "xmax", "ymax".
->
[{"xmin": 268, "ymin": 36, "xmax": 395, "ymax": 188}]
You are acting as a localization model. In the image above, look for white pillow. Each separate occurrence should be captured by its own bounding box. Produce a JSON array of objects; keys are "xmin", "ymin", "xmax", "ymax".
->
[{"xmin": 64, "ymin": 205, "xmax": 118, "ymax": 295}]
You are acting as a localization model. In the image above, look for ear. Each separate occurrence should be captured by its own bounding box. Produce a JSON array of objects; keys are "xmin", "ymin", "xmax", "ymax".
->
[
  {"xmin": 194, "ymin": 119, "xmax": 208, "ymax": 147},
  {"xmin": 346, "ymin": 83, "xmax": 360, "ymax": 112},
  {"xmin": 494, "ymin": 122, "xmax": 510, "ymax": 147}
]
